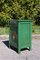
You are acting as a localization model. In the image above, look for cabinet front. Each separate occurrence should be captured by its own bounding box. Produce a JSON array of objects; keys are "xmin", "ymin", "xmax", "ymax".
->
[{"xmin": 18, "ymin": 22, "xmax": 32, "ymax": 49}]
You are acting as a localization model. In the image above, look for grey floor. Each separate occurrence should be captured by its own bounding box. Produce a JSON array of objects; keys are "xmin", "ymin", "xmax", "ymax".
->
[{"xmin": 0, "ymin": 35, "xmax": 40, "ymax": 60}]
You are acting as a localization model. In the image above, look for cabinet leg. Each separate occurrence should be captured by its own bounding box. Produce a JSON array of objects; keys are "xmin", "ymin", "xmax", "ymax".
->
[
  {"xmin": 18, "ymin": 49, "xmax": 20, "ymax": 53},
  {"xmin": 29, "ymin": 46, "xmax": 31, "ymax": 51}
]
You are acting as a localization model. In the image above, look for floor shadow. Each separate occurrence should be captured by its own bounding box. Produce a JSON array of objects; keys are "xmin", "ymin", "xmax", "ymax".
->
[
  {"xmin": 10, "ymin": 46, "xmax": 18, "ymax": 53},
  {"xmin": 3, "ymin": 40, "xmax": 9, "ymax": 48},
  {"xmin": 21, "ymin": 48, "xmax": 30, "ymax": 51},
  {"xmin": 3, "ymin": 40, "xmax": 18, "ymax": 53}
]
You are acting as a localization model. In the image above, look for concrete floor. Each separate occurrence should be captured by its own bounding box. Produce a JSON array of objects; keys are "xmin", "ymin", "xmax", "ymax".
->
[{"xmin": 0, "ymin": 35, "xmax": 40, "ymax": 60}]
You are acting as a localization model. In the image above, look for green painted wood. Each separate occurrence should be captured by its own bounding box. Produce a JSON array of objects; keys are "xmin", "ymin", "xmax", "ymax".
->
[
  {"xmin": 9, "ymin": 20, "xmax": 32, "ymax": 53},
  {"xmin": 18, "ymin": 22, "xmax": 32, "ymax": 49}
]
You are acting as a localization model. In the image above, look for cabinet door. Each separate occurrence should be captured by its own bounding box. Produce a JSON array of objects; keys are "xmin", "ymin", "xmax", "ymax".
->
[{"xmin": 18, "ymin": 22, "xmax": 32, "ymax": 49}]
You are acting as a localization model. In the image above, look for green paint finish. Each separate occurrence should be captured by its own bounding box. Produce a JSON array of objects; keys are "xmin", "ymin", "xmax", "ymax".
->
[
  {"xmin": 19, "ymin": 22, "xmax": 30, "ymax": 48},
  {"xmin": 9, "ymin": 20, "xmax": 32, "ymax": 53}
]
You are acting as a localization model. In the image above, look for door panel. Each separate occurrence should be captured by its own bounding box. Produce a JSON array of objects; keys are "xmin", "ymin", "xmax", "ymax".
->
[{"xmin": 19, "ymin": 22, "xmax": 31, "ymax": 48}]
